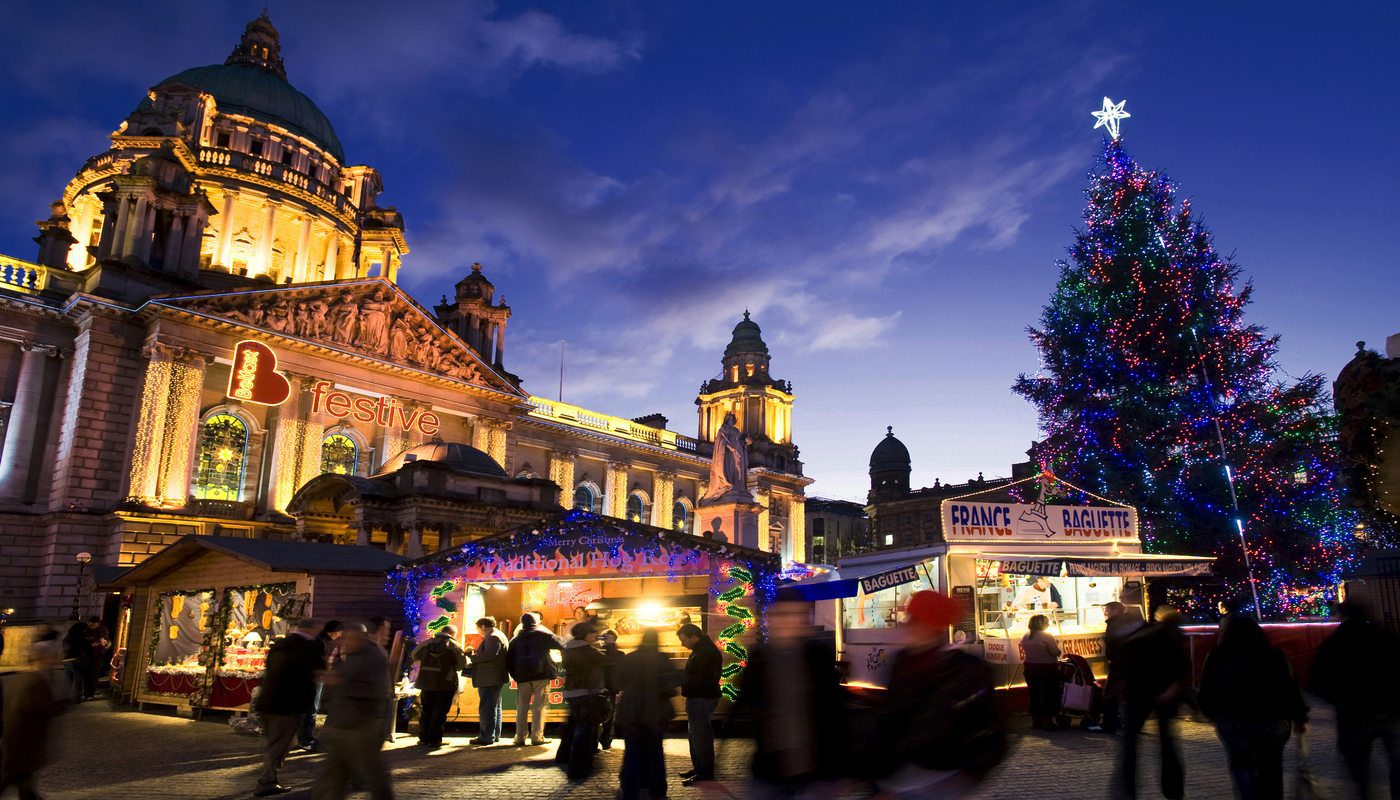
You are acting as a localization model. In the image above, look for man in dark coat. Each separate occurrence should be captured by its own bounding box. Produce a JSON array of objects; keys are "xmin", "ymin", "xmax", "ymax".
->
[
  {"xmin": 254, "ymin": 618, "xmax": 326, "ymax": 797},
  {"xmin": 411, "ymin": 624, "xmax": 467, "ymax": 748},
  {"xmin": 616, "ymin": 629, "xmax": 681, "ymax": 800},
  {"xmin": 1113, "ymin": 608, "xmax": 1190, "ymax": 800},
  {"xmin": 735, "ymin": 598, "xmax": 848, "ymax": 796},
  {"xmin": 466, "ymin": 617, "xmax": 509, "ymax": 745},
  {"xmin": 506, "ymin": 613, "xmax": 563, "ymax": 746},
  {"xmin": 312, "ymin": 624, "xmax": 394, "ymax": 800},
  {"xmin": 1309, "ymin": 600, "xmax": 1400, "ymax": 799},
  {"xmin": 678, "ymin": 623, "xmax": 722, "ymax": 785}
]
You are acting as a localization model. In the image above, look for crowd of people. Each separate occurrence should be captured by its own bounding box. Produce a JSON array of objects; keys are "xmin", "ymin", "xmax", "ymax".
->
[{"xmin": 3, "ymin": 594, "xmax": 1400, "ymax": 800}]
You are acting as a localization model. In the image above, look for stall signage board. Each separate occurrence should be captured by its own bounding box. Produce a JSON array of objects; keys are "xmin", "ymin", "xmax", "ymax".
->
[
  {"xmin": 1065, "ymin": 559, "xmax": 1211, "ymax": 577},
  {"xmin": 859, "ymin": 564, "xmax": 921, "ymax": 595},
  {"xmin": 942, "ymin": 501, "xmax": 1137, "ymax": 542},
  {"xmin": 452, "ymin": 531, "xmax": 712, "ymax": 582}
]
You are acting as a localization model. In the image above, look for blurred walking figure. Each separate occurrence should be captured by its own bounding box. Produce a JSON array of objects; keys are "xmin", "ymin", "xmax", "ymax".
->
[
  {"xmin": 1309, "ymin": 600, "xmax": 1400, "ymax": 799},
  {"xmin": 615, "ymin": 629, "xmax": 681, "ymax": 800},
  {"xmin": 0, "ymin": 641, "xmax": 67, "ymax": 800},
  {"xmin": 60, "ymin": 619, "xmax": 91, "ymax": 701},
  {"xmin": 507, "ymin": 613, "xmax": 562, "ymax": 746},
  {"xmin": 312, "ymin": 624, "xmax": 395, "ymax": 800},
  {"xmin": 556, "ymin": 622, "xmax": 610, "ymax": 781},
  {"xmin": 1102, "ymin": 601, "xmax": 1144, "ymax": 734},
  {"xmin": 1112, "ymin": 605, "xmax": 1190, "ymax": 800},
  {"xmin": 677, "ymin": 623, "xmax": 722, "ymax": 786},
  {"xmin": 254, "ymin": 618, "xmax": 326, "ymax": 797},
  {"xmin": 466, "ymin": 617, "xmax": 509, "ymax": 746},
  {"xmin": 302, "ymin": 620, "xmax": 344, "ymax": 751},
  {"xmin": 411, "ymin": 624, "xmax": 466, "ymax": 749},
  {"xmin": 1021, "ymin": 614, "xmax": 1063, "ymax": 730},
  {"xmin": 1199, "ymin": 614, "xmax": 1308, "ymax": 800},
  {"xmin": 877, "ymin": 590, "xmax": 1006, "ymax": 798},
  {"xmin": 597, "ymin": 629, "xmax": 623, "ymax": 750},
  {"xmin": 735, "ymin": 596, "xmax": 847, "ymax": 799}
]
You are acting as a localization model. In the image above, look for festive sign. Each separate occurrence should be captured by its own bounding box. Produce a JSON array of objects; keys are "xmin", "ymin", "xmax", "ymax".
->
[
  {"xmin": 226, "ymin": 341, "xmax": 291, "ymax": 406},
  {"xmin": 941, "ymin": 500, "xmax": 1138, "ymax": 542},
  {"xmin": 309, "ymin": 380, "xmax": 440, "ymax": 436}
]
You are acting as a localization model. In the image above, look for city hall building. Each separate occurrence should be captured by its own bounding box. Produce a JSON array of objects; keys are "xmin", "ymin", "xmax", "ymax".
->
[{"xmin": 0, "ymin": 14, "xmax": 809, "ymax": 620}]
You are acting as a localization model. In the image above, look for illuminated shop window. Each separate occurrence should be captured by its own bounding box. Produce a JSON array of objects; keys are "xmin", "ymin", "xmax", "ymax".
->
[
  {"xmin": 195, "ymin": 413, "xmax": 248, "ymax": 501},
  {"xmin": 673, "ymin": 501, "xmax": 689, "ymax": 532},
  {"xmin": 321, "ymin": 433, "xmax": 358, "ymax": 476},
  {"xmin": 627, "ymin": 493, "xmax": 647, "ymax": 524},
  {"xmin": 573, "ymin": 485, "xmax": 597, "ymax": 513}
]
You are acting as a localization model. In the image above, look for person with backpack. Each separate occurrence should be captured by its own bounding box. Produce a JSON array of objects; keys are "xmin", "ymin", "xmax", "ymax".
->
[
  {"xmin": 507, "ymin": 613, "xmax": 563, "ymax": 746},
  {"xmin": 411, "ymin": 624, "xmax": 467, "ymax": 749},
  {"xmin": 466, "ymin": 617, "xmax": 509, "ymax": 745},
  {"xmin": 1199, "ymin": 613, "xmax": 1308, "ymax": 800},
  {"xmin": 878, "ymin": 590, "xmax": 1006, "ymax": 798}
]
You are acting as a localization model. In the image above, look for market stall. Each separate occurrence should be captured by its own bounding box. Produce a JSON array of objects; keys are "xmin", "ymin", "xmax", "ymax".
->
[
  {"xmin": 807, "ymin": 477, "xmax": 1211, "ymax": 687},
  {"xmin": 388, "ymin": 509, "xmax": 781, "ymax": 724},
  {"xmin": 114, "ymin": 535, "xmax": 405, "ymax": 712}
]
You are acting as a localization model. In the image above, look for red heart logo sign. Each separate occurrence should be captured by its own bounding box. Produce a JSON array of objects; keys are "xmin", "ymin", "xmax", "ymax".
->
[{"xmin": 227, "ymin": 340, "xmax": 291, "ymax": 406}]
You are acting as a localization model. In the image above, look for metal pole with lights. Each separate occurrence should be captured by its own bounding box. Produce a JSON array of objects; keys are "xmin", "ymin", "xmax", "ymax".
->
[{"xmin": 73, "ymin": 551, "xmax": 92, "ymax": 621}]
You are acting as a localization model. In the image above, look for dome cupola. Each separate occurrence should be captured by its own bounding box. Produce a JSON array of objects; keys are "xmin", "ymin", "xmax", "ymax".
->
[{"xmin": 869, "ymin": 426, "xmax": 912, "ymax": 500}]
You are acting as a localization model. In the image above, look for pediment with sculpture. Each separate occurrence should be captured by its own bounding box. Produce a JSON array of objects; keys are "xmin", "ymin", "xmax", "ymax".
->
[{"xmin": 153, "ymin": 280, "xmax": 518, "ymax": 394}]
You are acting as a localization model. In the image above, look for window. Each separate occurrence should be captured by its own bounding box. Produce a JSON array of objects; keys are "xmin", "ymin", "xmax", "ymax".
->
[
  {"xmin": 195, "ymin": 413, "xmax": 248, "ymax": 501},
  {"xmin": 672, "ymin": 500, "xmax": 688, "ymax": 532},
  {"xmin": 216, "ymin": 131, "xmax": 231, "ymax": 148},
  {"xmin": 321, "ymin": 433, "xmax": 358, "ymax": 476},
  {"xmin": 572, "ymin": 485, "xmax": 596, "ymax": 513},
  {"xmin": 249, "ymin": 139, "xmax": 264, "ymax": 158},
  {"xmin": 627, "ymin": 493, "xmax": 647, "ymax": 524}
]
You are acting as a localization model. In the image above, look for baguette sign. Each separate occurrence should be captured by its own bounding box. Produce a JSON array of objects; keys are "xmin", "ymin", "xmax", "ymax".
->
[{"xmin": 227, "ymin": 341, "xmax": 291, "ymax": 406}]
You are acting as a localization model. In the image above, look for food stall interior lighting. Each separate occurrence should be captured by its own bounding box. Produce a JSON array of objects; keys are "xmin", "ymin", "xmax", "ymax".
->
[{"xmin": 490, "ymin": 584, "xmax": 507, "ymax": 591}]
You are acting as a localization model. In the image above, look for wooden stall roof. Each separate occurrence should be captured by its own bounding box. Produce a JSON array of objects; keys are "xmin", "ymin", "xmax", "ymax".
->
[{"xmin": 109, "ymin": 535, "xmax": 406, "ymax": 587}]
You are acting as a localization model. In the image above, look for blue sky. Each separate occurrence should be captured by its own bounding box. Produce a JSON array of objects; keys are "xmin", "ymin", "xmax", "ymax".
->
[{"xmin": 1, "ymin": 2, "xmax": 1396, "ymax": 503}]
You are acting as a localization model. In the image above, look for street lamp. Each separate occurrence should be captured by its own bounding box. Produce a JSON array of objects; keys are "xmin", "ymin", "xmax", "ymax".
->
[{"xmin": 73, "ymin": 551, "xmax": 92, "ymax": 621}]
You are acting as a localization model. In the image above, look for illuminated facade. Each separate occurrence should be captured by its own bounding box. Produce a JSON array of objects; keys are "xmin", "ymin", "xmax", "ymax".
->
[{"xmin": 0, "ymin": 14, "xmax": 809, "ymax": 619}]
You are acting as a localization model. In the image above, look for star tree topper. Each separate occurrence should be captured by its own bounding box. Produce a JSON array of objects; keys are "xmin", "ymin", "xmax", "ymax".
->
[{"xmin": 1091, "ymin": 96, "xmax": 1131, "ymax": 139}]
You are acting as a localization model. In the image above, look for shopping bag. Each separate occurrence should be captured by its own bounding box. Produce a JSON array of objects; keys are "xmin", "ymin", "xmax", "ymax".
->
[
  {"xmin": 1293, "ymin": 732, "xmax": 1322, "ymax": 800},
  {"xmin": 1062, "ymin": 680, "xmax": 1093, "ymax": 714}
]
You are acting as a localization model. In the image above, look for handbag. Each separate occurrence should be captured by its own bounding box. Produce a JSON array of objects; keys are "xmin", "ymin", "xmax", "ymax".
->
[{"xmin": 1062, "ymin": 679, "xmax": 1093, "ymax": 714}]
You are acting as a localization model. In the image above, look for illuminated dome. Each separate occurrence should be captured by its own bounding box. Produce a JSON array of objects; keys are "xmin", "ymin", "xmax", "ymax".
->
[
  {"xmin": 373, "ymin": 441, "xmax": 507, "ymax": 479},
  {"xmin": 135, "ymin": 12, "xmax": 343, "ymax": 162}
]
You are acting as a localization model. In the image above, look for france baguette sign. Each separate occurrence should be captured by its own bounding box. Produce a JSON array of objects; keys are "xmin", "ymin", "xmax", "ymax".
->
[{"xmin": 941, "ymin": 500, "xmax": 1137, "ymax": 542}]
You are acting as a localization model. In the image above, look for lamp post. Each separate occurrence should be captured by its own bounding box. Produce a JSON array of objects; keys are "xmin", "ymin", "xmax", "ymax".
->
[{"xmin": 73, "ymin": 551, "xmax": 92, "ymax": 621}]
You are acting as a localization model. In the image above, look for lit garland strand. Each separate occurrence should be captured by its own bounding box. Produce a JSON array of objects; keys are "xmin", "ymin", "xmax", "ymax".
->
[
  {"xmin": 1014, "ymin": 138, "xmax": 1362, "ymax": 618},
  {"xmin": 713, "ymin": 563, "xmax": 757, "ymax": 701}
]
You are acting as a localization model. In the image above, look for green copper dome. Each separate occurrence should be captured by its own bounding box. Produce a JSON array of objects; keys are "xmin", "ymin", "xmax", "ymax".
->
[
  {"xmin": 146, "ymin": 63, "xmax": 345, "ymax": 163},
  {"xmin": 138, "ymin": 15, "xmax": 345, "ymax": 163},
  {"xmin": 724, "ymin": 310, "xmax": 769, "ymax": 357}
]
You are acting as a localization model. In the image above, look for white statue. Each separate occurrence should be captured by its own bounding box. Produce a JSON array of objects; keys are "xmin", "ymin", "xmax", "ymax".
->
[{"xmin": 702, "ymin": 412, "xmax": 752, "ymax": 503}]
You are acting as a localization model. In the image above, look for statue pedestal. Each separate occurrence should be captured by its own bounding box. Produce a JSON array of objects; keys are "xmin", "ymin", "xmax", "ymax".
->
[{"xmin": 695, "ymin": 498, "xmax": 762, "ymax": 550}]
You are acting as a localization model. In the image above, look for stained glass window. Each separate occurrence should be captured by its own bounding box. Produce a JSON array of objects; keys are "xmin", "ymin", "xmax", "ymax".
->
[
  {"xmin": 627, "ymin": 493, "xmax": 646, "ymax": 524},
  {"xmin": 673, "ymin": 501, "xmax": 688, "ymax": 532},
  {"xmin": 573, "ymin": 485, "xmax": 596, "ymax": 513},
  {"xmin": 195, "ymin": 413, "xmax": 248, "ymax": 501},
  {"xmin": 321, "ymin": 433, "xmax": 358, "ymax": 476}
]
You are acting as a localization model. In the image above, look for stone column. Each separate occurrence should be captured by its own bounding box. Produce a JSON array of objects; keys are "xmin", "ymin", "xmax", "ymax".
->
[
  {"xmin": 787, "ymin": 494, "xmax": 806, "ymax": 563},
  {"xmin": 216, "ymin": 191, "xmax": 238, "ymax": 268},
  {"xmin": 548, "ymin": 450, "xmax": 576, "ymax": 505},
  {"xmin": 493, "ymin": 323, "xmax": 505, "ymax": 365},
  {"xmin": 105, "ymin": 196, "xmax": 132, "ymax": 260},
  {"xmin": 293, "ymin": 214, "xmax": 313, "ymax": 284},
  {"xmin": 158, "ymin": 350, "xmax": 209, "ymax": 507},
  {"xmin": 605, "ymin": 461, "xmax": 630, "ymax": 519},
  {"xmin": 136, "ymin": 202, "xmax": 158, "ymax": 264},
  {"xmin": 356, "ymin": 520, "xmax": 372, "ymax": 547},
  {"xmin": 256, "ymin": 199, "xmax": 278, "ymax": 277},
  {"xmin": 0, "ymin": 343, "xmax": 59, "ymax": 503},
  {"xmin": 486, "ymin": 420, "xmax": 509, "ymax": 469},
  {"xmin": 405, "ymin": 525, "xmax": 424, "ymax": 559},
  {"xmin": 654, "ymin": 472, "xmax": 676, "ymax": 530},
  {"xmin": 470, "ymin": 417, "xmax": 491, "ymax": 454},
  {"xmin": 323, "ymin": 232, "xmax": 341, "ymax": 282},
  {"xmin": 126, "ymin": 344, "xmax": 177, "ymax": 504},
  {"xmin": 754, "ymin": 487, "xmax": 772, "ymax": 552},
  {"xmin": 269, "ymin": 375, "xmax": 325, "ymax": 512},
  {"xmin": 165, "ymin": 212, "xmax": 186, "ymax": 270},
  {"xmin": 121, "ymin": 195, "xmax": 149, "ymax": 261}
]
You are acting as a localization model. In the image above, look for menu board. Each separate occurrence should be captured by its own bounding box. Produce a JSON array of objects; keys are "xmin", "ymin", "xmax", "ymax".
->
[{"xmin": 950, "ymin": 585, "xmax": 977, "ymax": 644}]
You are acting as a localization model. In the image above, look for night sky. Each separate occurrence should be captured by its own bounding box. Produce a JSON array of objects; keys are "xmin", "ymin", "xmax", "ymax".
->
[{"xmin": 1, "ymin": 2, "xmax": 1395, "ymax": 502}]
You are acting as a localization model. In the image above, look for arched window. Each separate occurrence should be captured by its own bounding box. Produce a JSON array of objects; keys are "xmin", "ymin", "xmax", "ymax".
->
[
  {"xmin": 673, "ymin": 500, "xmax": 689, "ymax": 533},
  {"xmin": 321, "ymin": 433, "xmax": 358, "ymax": 476},
  {"xmin": 572, "ymin": 485, "xmax": 596, "ymax": 513},
  {"xmin": 195, "ymin": 413, "xmax": 249, "ymax": 501},
  {"xmin": 627, "ymin": 492, "xmax": 648, "ymax": 524}
]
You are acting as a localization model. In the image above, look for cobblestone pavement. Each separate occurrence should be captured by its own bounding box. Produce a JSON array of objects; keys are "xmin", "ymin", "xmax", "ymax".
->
[{"xmin": 32, "ymin": 698, "xmax": 1389, "ymax": 799}]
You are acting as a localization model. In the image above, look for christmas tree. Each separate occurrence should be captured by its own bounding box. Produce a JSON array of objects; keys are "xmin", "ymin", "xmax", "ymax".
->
[{"xmin": 1013, "ymin": 128, "xmax": 1361, "ymax": 617}]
